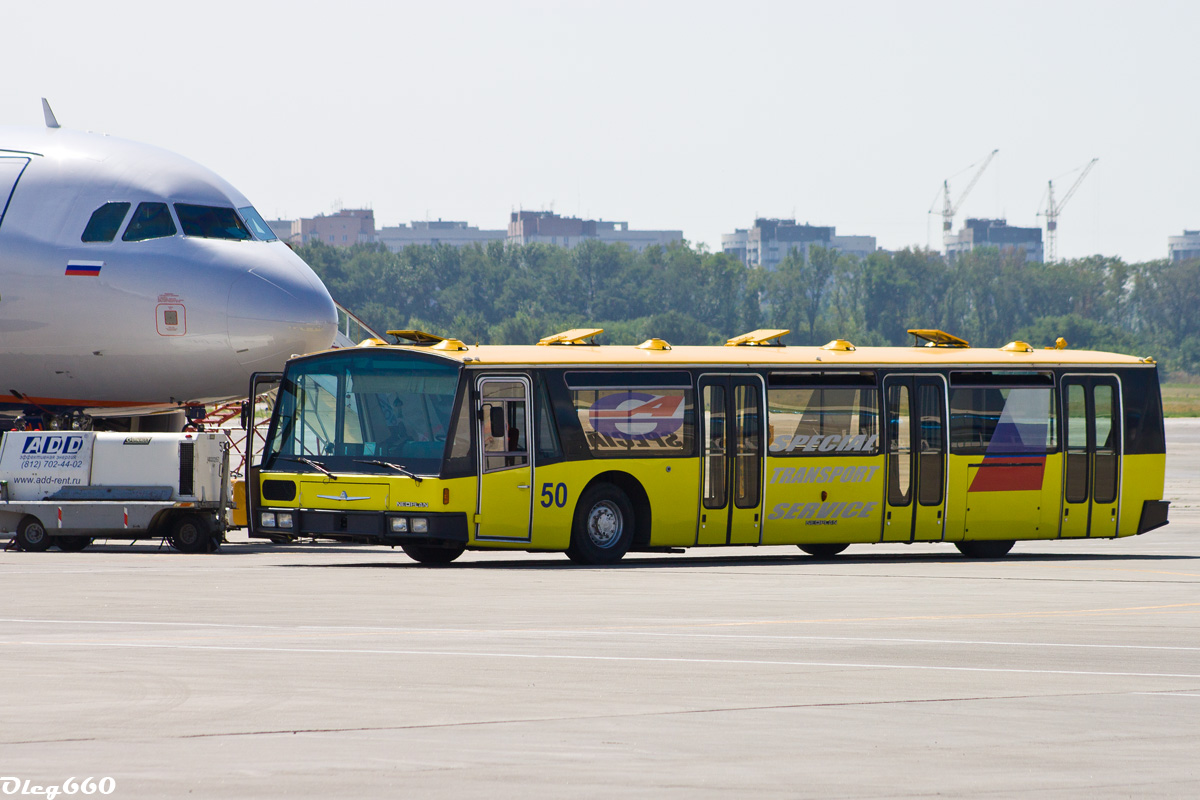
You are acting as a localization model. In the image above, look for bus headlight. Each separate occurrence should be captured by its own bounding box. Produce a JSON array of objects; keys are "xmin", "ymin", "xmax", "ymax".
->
[
  {"xmin": 390, "ymin": 517, "xmax": 408, "ymax": 533},
  {"xmin": 412, "ymin": 517, "xmax": 428, "ymax": 533},
  {"xmin": 276, "ymin": 513, "xmax": 293, "ymax": 528},
  {"xmin": 261, "ymin": 512, "xmax": 276, "ymax": 528}
]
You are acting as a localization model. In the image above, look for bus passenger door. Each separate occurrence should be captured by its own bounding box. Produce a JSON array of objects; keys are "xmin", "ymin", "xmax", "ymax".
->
[
  {"xmin": 882, "ymin": 377, "xmax": 914, "ymax": 541},
  {"xmin": 476, "ymin": 377, "xmax": 533, "ymax": 541},
  {"xmin": 697, "ymin": 375, "xmax": 765, "ymax": 545},
  {"xmin": 913, "ymin": 377, "xmax": 948, "ymax": 540},
  {"xmin": 1061, "ymin": 377, "xmax": 1121, "ymax": 538},
  {"xmin": 882, "ymin": 375, "xmax": 948, "ymax": 542}
]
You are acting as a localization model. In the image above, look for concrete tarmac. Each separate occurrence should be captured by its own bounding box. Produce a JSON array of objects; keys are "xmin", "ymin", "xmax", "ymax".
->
[{"xmin": 2, "ymin": 421, "xmax": 1199, "ymax": 798}]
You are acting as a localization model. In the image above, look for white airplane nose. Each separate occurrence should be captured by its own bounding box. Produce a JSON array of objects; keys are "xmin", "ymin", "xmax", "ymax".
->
[{"xmin": 227, "ymin": 270, "xmax": 338, "ymax": 370}]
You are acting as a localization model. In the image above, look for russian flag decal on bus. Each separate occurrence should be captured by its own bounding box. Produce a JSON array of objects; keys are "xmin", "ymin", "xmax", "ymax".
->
[{"xmin": 65, "ymin": 260, "xmax": 103, "ymax": 277}]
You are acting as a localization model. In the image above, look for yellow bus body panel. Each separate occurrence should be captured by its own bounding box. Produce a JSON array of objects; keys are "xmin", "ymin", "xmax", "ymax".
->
[
  {"xmin": 761, "ymin": 456, "xmax": 885, "ymax": 544},
  {"xmin": 1118, "ymin": 453, "xmax": 1165, "ymax": 537},
  {"xmin": 947, "ymin": 454, "xmax": 1062, "ymax": 541}
]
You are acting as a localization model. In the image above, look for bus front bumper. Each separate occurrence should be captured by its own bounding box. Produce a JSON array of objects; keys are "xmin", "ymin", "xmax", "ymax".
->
[{"xmin": 252, "ymin": 509, "xmax": 469, "ymax": 545}]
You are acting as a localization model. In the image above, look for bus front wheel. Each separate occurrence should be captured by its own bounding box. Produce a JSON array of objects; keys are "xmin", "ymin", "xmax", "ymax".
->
[
  {"xmin": 955, "ymin": 540, "xmax": 1015, "ymax": 558},
  {"xmin": 401, "ymin": 542, "xmax": 465, "ymax": 565},
  {"xmin": 566, "ymin": 484, "xmax": 634, "ymax": 565}
]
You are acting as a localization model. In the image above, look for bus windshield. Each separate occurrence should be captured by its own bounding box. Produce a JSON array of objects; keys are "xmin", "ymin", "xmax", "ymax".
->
[{"xmin": 263, "ymin": 349, "xmax": 462, "ymax": 475}]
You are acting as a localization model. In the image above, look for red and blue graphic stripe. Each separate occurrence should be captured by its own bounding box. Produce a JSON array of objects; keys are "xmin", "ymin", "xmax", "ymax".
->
[
  {"xmin": 969, "ymin": 455, "xmax": 1045, "ymax": 492},
  {"xmin": 968, "ymin": 413, "xmax": 1048, "ymax": 493}
]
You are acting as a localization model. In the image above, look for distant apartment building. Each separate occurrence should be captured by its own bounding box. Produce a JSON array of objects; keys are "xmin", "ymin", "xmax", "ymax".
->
[
  {"xmin": 721, "ymin": 218, "xmax": 877, "ymax": 270},
  {"xmin": 945, "ymin": 218, "xmax": 1043, "ymax": 263},
  {"xmin": 507, "ymin": 210, "xmax": 682, "ymax": 251},
  {"xmin": 377, "ymin": 219, "xmax": 507, "ymax": 251},
  {"xmin": 1168, "ymin": 230, "xmax": 1200, "ymax": 262},
  {"xmin": 292, "ymin": 209, "xmax": 376, "ymax": 247},
  {"xmin": 266, "ymin": 219, "xmax": 294, "ymax": 242}
]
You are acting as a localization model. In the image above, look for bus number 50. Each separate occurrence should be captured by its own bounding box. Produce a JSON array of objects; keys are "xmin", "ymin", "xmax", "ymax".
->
[{"xmin": 540, "ymin": 482, "xmax": 568, "ymax": 509}]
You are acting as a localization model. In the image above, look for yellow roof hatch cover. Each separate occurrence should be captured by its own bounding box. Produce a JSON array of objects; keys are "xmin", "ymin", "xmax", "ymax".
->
[
  {"xmin": 907, "ymin": 329, "xmax": 970, "ymax": 348},
  {"xmin": 725, "ymin": 329, "xmax": 790, "ymax": 347},
  {"xmin": 387, "ymin": 329, "xmax": 446, "ymax": 346},
  {"xmin": 537, "ymin": 328, "xmax": 603, "ymax": 346}
]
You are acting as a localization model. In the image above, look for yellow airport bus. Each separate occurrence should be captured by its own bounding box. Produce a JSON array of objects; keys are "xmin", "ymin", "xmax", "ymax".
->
[{"xmin": 244, "ymin": 328, "xmax": 1169, "ymax": 564}]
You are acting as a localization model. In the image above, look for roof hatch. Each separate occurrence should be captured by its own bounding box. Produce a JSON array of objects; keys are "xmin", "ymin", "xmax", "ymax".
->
[
  {"xmin": 907, "ymin": 329, "xmax": 970, "ymax": 348},
  {"xmin": 725, "ymin": 329, "xmax": 789, "ymax": 347},
  {"xmin": 537, "ymin": 328, "xmax": 603, "ymax": 346}
]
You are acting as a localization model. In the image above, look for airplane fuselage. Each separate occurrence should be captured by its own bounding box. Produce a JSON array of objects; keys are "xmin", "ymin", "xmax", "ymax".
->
[{"xmin": 0, "ymin": 124, "xmax": 338, "ymax": 418}]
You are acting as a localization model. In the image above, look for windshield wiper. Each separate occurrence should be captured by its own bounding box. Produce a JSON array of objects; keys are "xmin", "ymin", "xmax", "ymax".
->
[
  {"xmin": 353, "ymin": 459, "xmax": 423, "ymax": 484},
  {"xmin": 277, "ymin": 455, "xmax": 337, "ymax": 479}
]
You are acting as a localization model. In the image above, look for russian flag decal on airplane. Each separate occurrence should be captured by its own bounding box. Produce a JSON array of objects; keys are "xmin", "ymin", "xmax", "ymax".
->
[{"xmin": 65, "ymin": 260, "xmax": 103, "ymax": 276}]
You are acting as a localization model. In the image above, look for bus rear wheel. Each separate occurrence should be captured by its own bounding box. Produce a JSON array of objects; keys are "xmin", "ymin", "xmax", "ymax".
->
[
  {"xmin": 799, "ymin": 543, "xmax": 849, "ymax": 558},
  {"xmin": 955, "ymin": 540, "xmax": 1015, "ymax": 558},
  {"xmin": 566, "ymin": 484, "xmax": 634, "ymax": 565},
  {"xmin": 401, "ymin": 542, "xmax": 465, "ymax": 565},
  {"xmin": 14, "ymin": 516, "xmax": 51, "ymax": 552},
  {"xmin": 56, "ymin": 535, "xmax": 93, "ymax": 552}
]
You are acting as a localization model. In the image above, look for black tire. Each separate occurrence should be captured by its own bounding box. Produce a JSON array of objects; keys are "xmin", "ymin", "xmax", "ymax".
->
[
  {"xmin": 14, "ymin": 516, "xmax": 51, "ymax": 552},
  {"xmin": 401, "ymin": 541, "xmax": 466, "ymax": 565},
  {"xmin": 955, "ymin": 540, "xmax": 1015, "ymax": 558},
  {"xmin": 55, "ymin": 535, "xmax": 93, "ymax": 552},
  {"xmin": 169, "ymin": 514, "xmax": 219, "ymax": 554},
  {"xmin": 799, "ymin": 542, "xmax": 849, "ymax": 559},
  {"xmin": 566, "ymin": 484, "xmax": 635, "ymax": 565}
]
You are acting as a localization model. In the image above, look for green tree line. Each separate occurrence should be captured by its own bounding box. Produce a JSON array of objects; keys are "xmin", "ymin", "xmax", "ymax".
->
[{"xmin": 297, "ymin": 240, "xmax": 1200, "ymax": 376}]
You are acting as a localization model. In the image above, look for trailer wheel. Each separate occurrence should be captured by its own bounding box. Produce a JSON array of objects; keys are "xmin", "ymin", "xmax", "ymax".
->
[
  {"xmin": 169, "ymin": 514, "xmax": 219, "ymax": 554},
  {"xmin": 14, "ymin": 516, "xmax": 51, "ymax": 552},
  {"xmin": 55, "ymin": 535, "xmax": 93, "ymax": 552}
]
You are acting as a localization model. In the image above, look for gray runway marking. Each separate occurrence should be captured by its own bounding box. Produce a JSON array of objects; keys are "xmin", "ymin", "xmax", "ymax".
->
[{"xmin": 3, "ymin": 638, "xmax": 1200, "ymax": 680}]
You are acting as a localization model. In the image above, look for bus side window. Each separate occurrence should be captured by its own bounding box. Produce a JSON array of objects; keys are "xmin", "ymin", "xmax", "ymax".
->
[
  {"xmin": 442, "ymin": 387, "xmax": 475, "ymax": 476},
  {"xmin": 535, "ymin": 377, "xmax": 563, "ymax": 460},
  {"xmin": 1118, "ymin": 368, "xmax": 1165, "ymax": 455}
]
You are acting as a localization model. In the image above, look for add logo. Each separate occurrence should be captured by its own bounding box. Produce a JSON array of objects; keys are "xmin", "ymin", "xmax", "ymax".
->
[{"xmin": 21, "ymin": 435, "xmax": 85, "ymax": 456}]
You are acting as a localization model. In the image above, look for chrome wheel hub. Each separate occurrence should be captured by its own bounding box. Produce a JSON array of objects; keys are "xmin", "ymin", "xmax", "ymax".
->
[{"xmin": 586, "ymin": 500, "xmax": 622, "ymax": 549}]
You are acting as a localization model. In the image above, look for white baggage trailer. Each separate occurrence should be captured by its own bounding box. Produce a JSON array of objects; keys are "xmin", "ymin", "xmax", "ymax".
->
[{"xmin": 0, "ymin": 431, "xmax": 230, "ymax": 553}]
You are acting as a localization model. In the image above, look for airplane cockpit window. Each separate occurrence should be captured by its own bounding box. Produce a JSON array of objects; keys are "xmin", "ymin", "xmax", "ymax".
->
[
  {"xmin": 81, "ymin": 202, "xmax": 131, "ymax": 243},
  {"xmin": 238, "ymin": 206, "xmax": 278, "ymax": 241},
  {"xmin": 122, "ymin": 202, "xmax": 177, "ymax": 242},
  {"xmin": 175, "ymin": 204, "xmax": 252, "ymax": 241}
]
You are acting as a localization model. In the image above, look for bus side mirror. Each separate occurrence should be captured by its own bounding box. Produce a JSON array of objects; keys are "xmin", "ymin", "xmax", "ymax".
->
[
  {"xmin": 489, "ymin": 406, "xmax": 505, "ymax": 438},
  {"xmin": 240, "ymin": 400, "xmax": 249, "ymax": 430}
]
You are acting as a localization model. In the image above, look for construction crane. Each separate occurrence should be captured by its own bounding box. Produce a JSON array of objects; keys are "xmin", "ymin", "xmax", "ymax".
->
[
  {"xmin": 1038, "ymin": 158, "xmax": 1099, "ymax": 262},
  {"xmin": 929, "ymin": 149, "xmax": 999, "ymax": 248}
]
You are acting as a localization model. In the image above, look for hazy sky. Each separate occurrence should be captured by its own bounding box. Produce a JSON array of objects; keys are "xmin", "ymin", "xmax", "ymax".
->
[{"xmin": 3, "ymin": 1, "xmax": 1195, "ymax": 261}]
